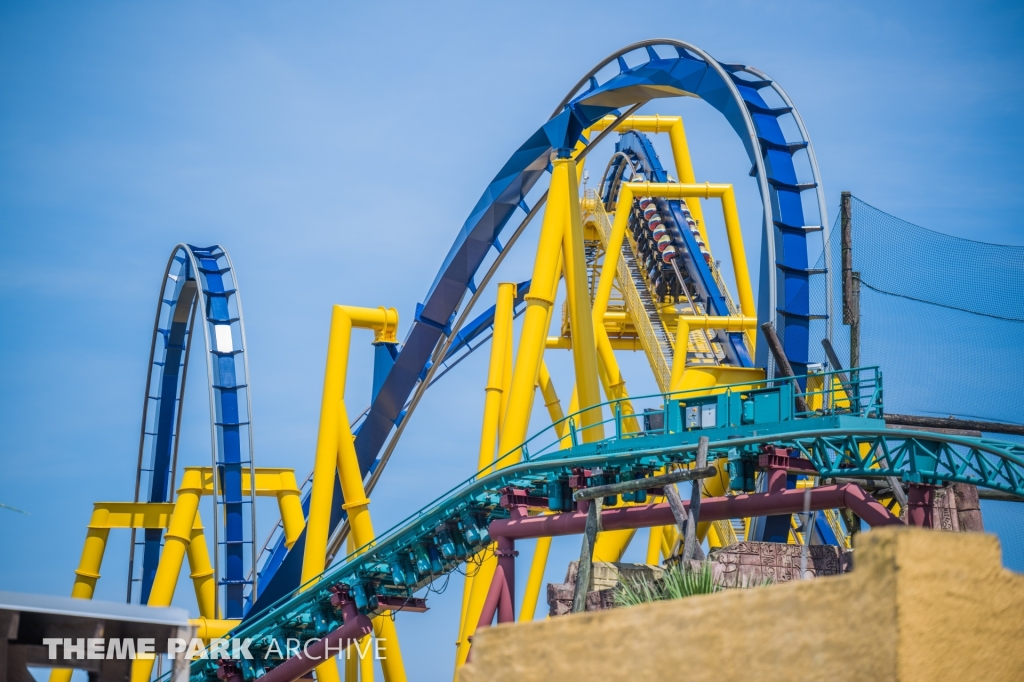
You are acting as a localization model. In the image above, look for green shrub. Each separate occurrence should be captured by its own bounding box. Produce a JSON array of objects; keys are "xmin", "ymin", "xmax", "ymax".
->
[{"xmin": 613, "ymin": 561, "xmax": 771, "ymax": 608}]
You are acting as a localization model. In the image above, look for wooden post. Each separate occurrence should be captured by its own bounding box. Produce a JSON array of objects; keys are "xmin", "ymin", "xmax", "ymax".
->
[
  {"xmin": 679, "ymin": 436, "xmax": 709, "ymax": 563},
  {"xmin": 760, "ymin": 321, "xmax": 811, "ymax": 414},
  {"xmin": 850, "ymin": 272, "xmax": 861, "ymax": 370},
  {"xmin": 841, "ymin": 191, "xmax": 853, "ymax": 325},
  {"xmin": 820, "ymin": 338, "xmax": 853, "ymax": 397},
  {"xmin": 840, "ymin": 191, "xmax": 861, "ymax": 373},
  {"xmin": 571, "ymin": 498, "xmax": 602, "ymax": 613}
]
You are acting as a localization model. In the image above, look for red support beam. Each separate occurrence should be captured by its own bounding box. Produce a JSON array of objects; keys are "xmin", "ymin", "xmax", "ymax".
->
[
  {"xmin": 494, "ymin": 536, "xmax": 517, "ymax": 623},
  {"xmin": 476, "ymin": 563, "xmax": 514, "ymax": 630},
  {"xmin": 490, "ymin": 483, "xmax": 901, "ymax": 542},
  {"xmin": 257, "ymin": 598, "xmax": 373, "ymax": 682},
  {"xmin": 907, "ymin": 484, "xmax": 935, "ymax": 528}
]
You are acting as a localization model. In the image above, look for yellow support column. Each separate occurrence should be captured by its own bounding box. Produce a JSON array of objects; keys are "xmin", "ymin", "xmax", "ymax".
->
[
  {"xmin": 70, "ymin": 509, "xmax": 111, "ymax": 599},
  {"xmin": 186, "ymin": 525, "xmax": 216, "ymax": 619},
  {"xmin": 456, "ymin": 160, "xmax": 567, "ymax": 673},
  {"xmin": 518, "ymin": 361, "xmax": 567, "ymax": 621},
  {"xmin": 590, "ymin": 115, "xmax": 710, "ymax": 245},
  {"xmin": 593, "ymin": 325, "xmax": 640, "ymax": 432},
  {"xmin": 52, "ymin": 509, "xmax": 113, "ymax": 682},
  {"xmin": 345, "ymin": 644, "xmax": 359, "ymax": 682},
  {"xmin": 537, "ymin": 360, "xmax": 566, "ymax": 439},
  {"xmin": 498, "ymin": 301, "xmax": 514, "ymax": 437},
  {"xmin": 496, "ymin": 163, "xmax": 567, "ymax": 462},
  {"xmin": 275, "ymin": 469, "xmax": 305, "ymax": 550},
  {"xmin": 670, "ymin": 316, "xmax": 691, "ymax": 394},
  {"xmin": 454, "ymin": 282, "xmax": 517, "ymax": 667},
  {"xmin": 131, "ymin": 470, "xmax": 204, "ymax": 682},
  {"xmin": 646, "ymin": 526, "xmax": 664, "ymax": 564},
  {"xmin": 559, "ymin": 155, "xmax": 604, "ymax": 443},
  {"xmin": 337, "ymin": 363, "xmax": 405, "ymax": 682},
  {"xmin": 478, "ymin": 283, "xmax": 517, "ymax": 473},
  {"xmin": 297, "ymin": 304, "xmax": 401, "ymax": 682},
  {"xmin": 297, "ymin": 304, "xmax": 396, "ymax": 578}
]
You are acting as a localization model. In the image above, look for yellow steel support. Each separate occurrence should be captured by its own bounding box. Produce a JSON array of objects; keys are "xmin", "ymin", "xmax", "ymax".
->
[
  {"xmin": 590, "ymin": 115, "xmax": 710, "ymax": 245},
  {"xmin": 499, "ymin": 301, "xmax": 514, "ymax": 437},
  {"xmin": 360, "ymin": 632, "xmax": 375, "ymax": 681},
  {"xmin": 302, "ymin": 304, "xmax": 398, "ymax": 586},
  {"xmin": 592, "ymin": 528, "xmax": 638, "ymax": 563},
  {"xmin": 184, "ymin": 466, "xmax": 305, "ymax": 549},
  {"xmin": 495, "ymin": 171, "xmax": 565, "ymax": 464},
  {"xmin": 477, "ymin": 283, "xmax": 517, "ymax": 474},
  {"xmin": 546, "ymin": 335, "xmax": 645, "ymax": 351},
  {"xmin": 457, "ymin": 162, "xmax": 569, "ymax": 672},
  {"xmin": 660, "ymin": 524, "xmax": 676, "ymax": 558},
  {"xmin": 670, "ymin": 316, "xmax": 691, "ymax": 392},
  {"xmin": 455, "ymin": 282, "xmax": 517, "ymax": 656},
  {"xmin": 518, "ymin": 364, "xmax": 567, "ymax": 621},
  {"xmin": 594, "ymin": 181, "xmax": 757, "ymax": 351},
  {"xmin": 53, "ymin": 499, "xmax": 221, "ymax": 682},
  {"xmin": 537, "ymin": 360, "xmax": 566, "ymax": 439},
  {"xmin": 646, "ymin": 526, "xmax": 664, "ymax": 564},
  {"xmin": 58, "ymin": 465, "xmax": 303, "ymax": 682},
  {"xmin": 559, "ymin": 389, "xmax": 580, "ymax": 450},
  {"xmin": 70, "ymin": 508, "xmax": 126, "ymax": 599},
  {"xmin": 346, "ymin": 643, "xmax": 359, "ymax": 682},
  {"xmin": 190, "ymin": 617, "xmax": 240, "ymax": 640},
  {"xmin": 186, "ymin": 526, "xmax": 216, "ymax": 618},
  {"xmin": 131, "ymin": 468, "xmax": 204, "ymax": 682},
  {"xmin": 559, "ymin": 156, "xmax": 604, "ymax": 444},
  {"xmin": 64, "ymin": 462, "xmax": 302, "ymax": 624},
  {"xmin": 593, "ymin": 325, "xmax": 640, "ymax": 433},
  {"xmin": 298, "ymin": 304, "xmax": 403, "ymax": 682}
]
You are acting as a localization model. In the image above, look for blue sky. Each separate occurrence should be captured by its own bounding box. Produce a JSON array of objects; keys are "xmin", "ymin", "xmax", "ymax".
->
[{"xmin": 2, "ymin": 1, "xmax": 1023, "ymax": 680}]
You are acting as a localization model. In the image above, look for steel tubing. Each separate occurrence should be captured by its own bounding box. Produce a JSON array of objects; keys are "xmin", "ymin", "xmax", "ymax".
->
[
  {"xmin": 257, "ymin": 603, "xmax": 373, "ymax": 682},
  {"xmin": 490, "ymin": 484, "xmax": 901, "ymax": 541}
]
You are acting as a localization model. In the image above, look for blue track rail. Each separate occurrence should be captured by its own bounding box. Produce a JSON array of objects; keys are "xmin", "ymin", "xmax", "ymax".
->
[
  {"xmin": 252, "ymin": 39, "xmax": 830, "ymax": 614},
  {"xmin": 130, "ymin": 244, "xmax": 257, "ymax": 619}
]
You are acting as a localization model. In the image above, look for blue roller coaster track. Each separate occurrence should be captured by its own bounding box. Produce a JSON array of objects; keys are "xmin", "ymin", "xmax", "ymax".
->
[
  {"xmin": 129, "ymin": 244, "xmax": 257, "ymax": 620},
  {"xmin": 248, "ymin": 38, "xmax": 833, "ymax": 618}
]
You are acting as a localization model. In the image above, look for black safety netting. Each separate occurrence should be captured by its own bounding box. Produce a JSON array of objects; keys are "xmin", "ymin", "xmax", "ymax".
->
[{"xmin": 803, "ymin": 196, "xmax": 1024, "ymax": 569}]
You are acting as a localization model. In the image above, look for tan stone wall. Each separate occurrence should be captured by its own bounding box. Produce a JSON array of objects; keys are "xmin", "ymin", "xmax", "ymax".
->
[{"xmin": 459, "ymin": 527, "xmax": 1024, "ymax": 682}]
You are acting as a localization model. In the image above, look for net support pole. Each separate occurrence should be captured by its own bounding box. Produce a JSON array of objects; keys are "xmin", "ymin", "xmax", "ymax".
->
[
  {"xmin": 841, "ymin": 192, "xmax": 853, "ymax": 324},
  {"xmin": 840, "ymin": 192, "xmax": 861, "ymax": 371}
]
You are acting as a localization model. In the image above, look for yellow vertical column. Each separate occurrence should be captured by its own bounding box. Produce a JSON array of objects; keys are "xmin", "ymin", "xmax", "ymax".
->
[
  {"xmin": 454, "ymin": 282, "xmax": 517, "ymax": 658},
  {"xmin": 479, "ymin": 283, "xmax": 517, "ymax": 472},
  {"xmin": 519, "ymin": 358, "xmax": 566, "ymax": 621},
  {"xmin": 560, "ymin": 156, "xmax": 604, "ymax": 443},
  {"xmin": 131, "ymin": 470, "xmax": 204, "ymax": 682},
  {"xmin": 345, "ymin": 535, "xmax": 359, "ymax": 682},
  {"xmin": 670, "ymin": 317, "xmax": 691, "ymax": 394},
  {"xmin": 663, "ymin": 116, "xmax": 710, "ymax": 246},
  {"xmin": 302, "ymin": 306, "xmax": 353, "ymax": 586},
  {"xmin": 305, "ymin": 307, "xmax": 351, "ymax": 682},
  {"xmin": 51, "ymin": 509, "xmax": 113, "ymax": 682},
  {"xmin": 496, "ymin": 159, "xmax": 569, "ymax": 461},
  {"xmin": 70, "ymin": 508, "xmax": 111, "ymax": 599},
  {"xmin": 299, "ymin": 305, "xmax": 403, "ymax": 682},
  {"xmin": 186, "ymin": 523, "xmax": 216, "ymax": 618},
  {"xmin": 455, "ymin": 159, "xmax": 568, "ymax": 673},
  {"xmin": 337, "ymin": 383, "xmax": 405, "ymax": 682},
  {"xmin": 498, "ymin": 301, "xmax": 514, "ymax": 437}
]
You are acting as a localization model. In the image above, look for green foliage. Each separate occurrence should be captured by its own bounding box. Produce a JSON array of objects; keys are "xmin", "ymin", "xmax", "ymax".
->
[{"xmin": 613, "ymin": 561, "xmax": 772, "ymax": 608}]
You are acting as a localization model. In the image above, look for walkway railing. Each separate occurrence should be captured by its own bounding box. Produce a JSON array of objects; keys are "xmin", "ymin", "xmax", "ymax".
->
[{"xmin": 497, "ymin": 366, "xmax": 883, "ymax": 466}]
